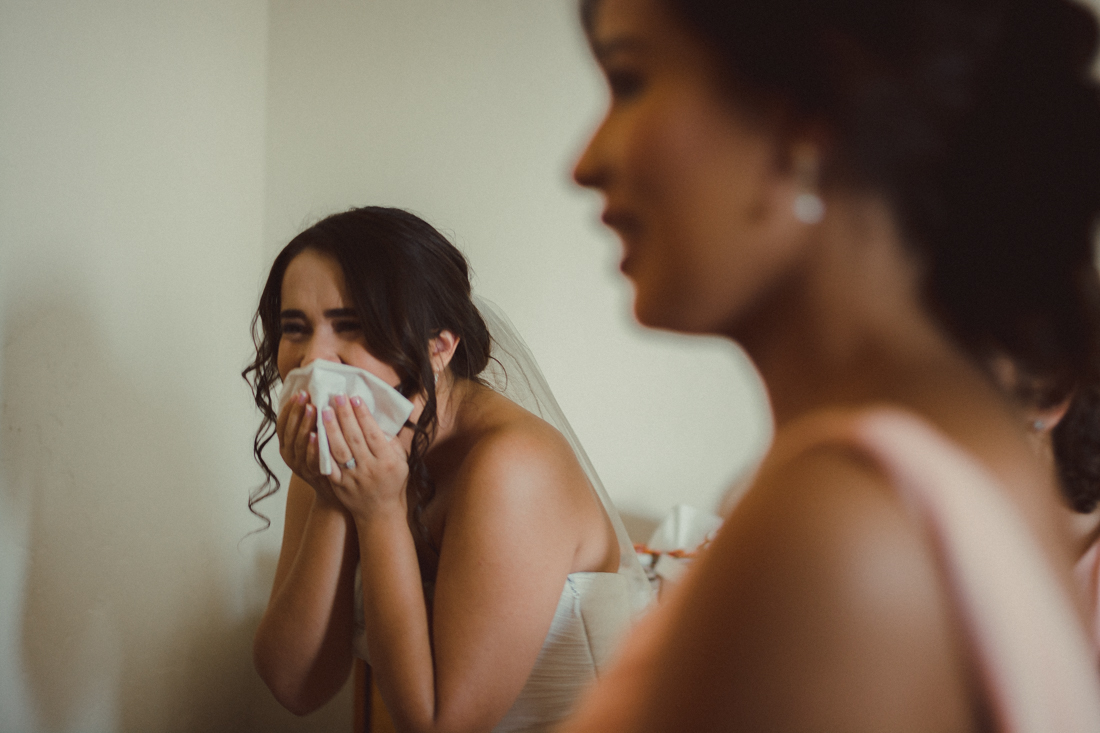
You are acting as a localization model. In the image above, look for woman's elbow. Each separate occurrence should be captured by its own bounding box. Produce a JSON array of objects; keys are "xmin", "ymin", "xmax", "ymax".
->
[
  {"xmin": 269, "ymin": 685, "xmax": 324, "ymax": 717},
  {"xmin": 252, "ymin": 631, "xmax": 331, "ymax": 716}
]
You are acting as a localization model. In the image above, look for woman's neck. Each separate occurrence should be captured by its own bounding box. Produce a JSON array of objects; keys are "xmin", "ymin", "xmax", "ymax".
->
[
  {"xmin": 424, "ymin": 374, "xmax": 473, "ymax": 449},
  {"xmin": 731, "ymin": 193, "xmax": 980, "ymax": 430},
  {"xmin": 397, "ymin": 373, "xmax": 469, "ymax": 456},
  {"xmin": 722, "ymin": 195, "xmax": 1076, "ymax": 571}
]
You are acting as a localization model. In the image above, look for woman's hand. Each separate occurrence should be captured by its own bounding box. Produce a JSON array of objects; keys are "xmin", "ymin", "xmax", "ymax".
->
[
  {"xmin": 323, "ymin": 394, "xmax": 410, "ymax": 520},
  {"xmin": 276, "ymin": 390, "xmax": 341, "ymax": 508}
]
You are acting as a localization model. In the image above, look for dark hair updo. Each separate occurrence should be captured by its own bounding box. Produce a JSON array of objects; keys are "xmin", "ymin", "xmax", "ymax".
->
[
  {"xmin": 586, "ymin": 0, "xmax": 1100, "ymax": 402},
  {"xmin": 242, "ymin": 207, "xmax": 491, "ymax": 572}
]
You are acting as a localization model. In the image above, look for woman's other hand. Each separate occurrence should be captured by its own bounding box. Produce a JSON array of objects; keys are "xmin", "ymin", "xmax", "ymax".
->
[
  {"xmin": 322, "ymin": 394, "xmax": 410, "ymax": 519},
  {"xmin": 276, "ymin": 389, "xmax": 341, "ymax": 507}
]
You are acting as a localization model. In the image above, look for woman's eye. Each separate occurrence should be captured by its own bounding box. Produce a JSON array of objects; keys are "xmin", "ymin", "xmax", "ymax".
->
[
  {"xmin": 607, "ymin": 69, "xmax": 645, "ymax": 100},
  {"xmin": 280, "ymin": 321, "xmax": 307, "ymax": 336}
]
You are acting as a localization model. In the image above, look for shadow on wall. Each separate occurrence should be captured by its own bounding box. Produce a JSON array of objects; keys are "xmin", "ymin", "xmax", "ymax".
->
[{"xmin": 0, "ymin": 293, "xmax": 349, "ymax": 731}]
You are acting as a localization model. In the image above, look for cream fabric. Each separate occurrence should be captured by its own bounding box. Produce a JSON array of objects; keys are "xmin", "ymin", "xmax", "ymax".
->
[{"xmin": 354, "ymin": 572, "xmax": 638, "ymax": 733}]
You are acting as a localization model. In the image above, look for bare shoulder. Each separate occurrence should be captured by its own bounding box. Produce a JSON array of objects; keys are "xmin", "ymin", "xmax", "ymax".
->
[
  {"xmin": 436, "ymin": 390, "xmax": 605, "ymax": 573},
  {"xmin": 643, "ymin": 444, "xmax": 982, "ymax": 732},
  {"xmin": 454, "ymin": 392, "xmax": 588, "ymax": 504}
]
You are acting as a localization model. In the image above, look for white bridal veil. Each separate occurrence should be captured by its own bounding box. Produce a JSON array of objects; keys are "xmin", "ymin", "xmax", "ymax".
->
[{"xmin": 475, "ymin": 297, "xmax": 653, "ymax": 613}]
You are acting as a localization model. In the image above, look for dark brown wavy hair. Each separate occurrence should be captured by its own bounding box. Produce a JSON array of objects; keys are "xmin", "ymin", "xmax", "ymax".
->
[{"xmin": 242, "ymin": 206, "xmax": 491, "ymax": 577}]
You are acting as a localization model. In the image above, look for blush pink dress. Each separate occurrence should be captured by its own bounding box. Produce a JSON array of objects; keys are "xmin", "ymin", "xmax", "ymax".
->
[{"xmin": 559, "ymin": 408, "xmax": 1100, "ymax": 732}]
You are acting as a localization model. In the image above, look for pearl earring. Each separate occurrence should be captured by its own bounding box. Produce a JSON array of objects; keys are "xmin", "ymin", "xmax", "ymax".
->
[
  {"xmin": 792, "ymin": 148, "xmax": 825, "ymax": 224},
  {"xmin": 794, "ymin": 192, "xmax": 825, "ymax": 224},
  {"xmin": 1031, "ymin": 418, "xmax": 1046, "ymax": 432}
]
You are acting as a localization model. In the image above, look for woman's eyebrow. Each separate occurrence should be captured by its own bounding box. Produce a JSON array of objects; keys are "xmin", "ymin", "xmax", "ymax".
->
[{"xmin": 279, "ymin": 309, "xmax": 307, "ymax": 320}]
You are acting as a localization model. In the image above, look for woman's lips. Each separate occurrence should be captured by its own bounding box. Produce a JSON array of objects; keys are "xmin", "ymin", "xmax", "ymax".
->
[
  {"xmin": 601, "ymin": 209, "xmax": 641, "ymax": 272},
  {"xmin": 600, "ymin": 209, "xmax": 638, "ymax": 233},
  {"xmin": 600, "ymin": 209, "xmax": 641, "ymax": 273}
]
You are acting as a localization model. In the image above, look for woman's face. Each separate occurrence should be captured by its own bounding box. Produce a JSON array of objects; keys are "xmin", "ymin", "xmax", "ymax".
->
[
  {"xmin": 574, "ymin": 0, "xmax": 810, "ymax": 335},
  {"xmin": 276, "ymin": 248, "xmax": 401, "ymax": 387}
]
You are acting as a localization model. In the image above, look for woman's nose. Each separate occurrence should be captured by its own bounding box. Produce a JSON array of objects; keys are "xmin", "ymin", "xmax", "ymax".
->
[
  {"xmin": 573, "ymin": 121, "xmax": 609, "ymax": 190},
  {"xmin": 302, "ymin": 335, "xmax": 341, "ymax": 367}
]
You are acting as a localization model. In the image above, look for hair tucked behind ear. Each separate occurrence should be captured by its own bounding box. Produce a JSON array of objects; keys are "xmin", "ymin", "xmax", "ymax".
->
[
  {"xmin": 610, "ymin": 0, "xmax": 1100, "ymax": 402},
  {"xmin": 242, "ymin": 207, "xmax": 491, "ymax": 578}
]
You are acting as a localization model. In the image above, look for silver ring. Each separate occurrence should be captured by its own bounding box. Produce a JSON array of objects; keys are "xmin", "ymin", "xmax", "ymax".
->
[{"xmin": 342, "ymin": 458, "xmax": 356, "ymax": 470}]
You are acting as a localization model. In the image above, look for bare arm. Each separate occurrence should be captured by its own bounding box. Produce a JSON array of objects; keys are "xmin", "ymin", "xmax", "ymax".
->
[
  {"xmin": 252, "ymin": 394, "xmax": 360, "ymax": 715},
  {"xmin": 326, "ymin": 397, "xmax": 589, "ymax": 733},
  {"xmin": 253, "ymin": 475, "xmax": 358, "ymax": 714}
]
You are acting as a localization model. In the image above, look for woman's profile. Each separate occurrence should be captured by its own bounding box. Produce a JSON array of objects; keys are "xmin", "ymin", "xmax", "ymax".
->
[
  {"xmin": 244, "ymin": 206, "xmax": 650, "ymax": 733},
  {"xmin": 562, "ymin": 0, "xmax": 1100, "ymax": 729}
]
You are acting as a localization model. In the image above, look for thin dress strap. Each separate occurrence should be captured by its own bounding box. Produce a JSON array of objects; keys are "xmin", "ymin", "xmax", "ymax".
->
[{"xmin": 783, "ymin": 407, "xmax": 1100, "ymax": 732}]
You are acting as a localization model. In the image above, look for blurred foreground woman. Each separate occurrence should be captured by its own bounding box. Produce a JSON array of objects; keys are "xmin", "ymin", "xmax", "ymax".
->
[{"xmin": 566, "ymin": 0, "xmax": 1100, "ymax": 729}]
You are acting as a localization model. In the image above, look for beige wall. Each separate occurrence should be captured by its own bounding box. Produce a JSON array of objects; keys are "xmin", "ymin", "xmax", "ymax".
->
[{"xmin": 0, "ymin": 2, "xmax": 348, "ymax": 731}]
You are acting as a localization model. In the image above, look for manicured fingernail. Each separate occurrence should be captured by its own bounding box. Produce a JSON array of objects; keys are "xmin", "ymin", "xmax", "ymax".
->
[
  {"xmin": 297, "ymin": 391, "xmax": 308, "ymax": 404},
  {"xmin": 309, "ymin": 433, "xmax": 317, "ymax": 444},
  {"xmin": 304, "ymin": 405, "xmax": 315, "ymax": 417},
  {"xmin": 350, "ymin": 396, "xmax": 363, "ymax": 408},
  {"xmin": 333, "ymin": 394, "xmax": 347, "ymax": 407},
  {"xmin": 322, "ymin": 407, "xmax": 335, "ymax": 422}
]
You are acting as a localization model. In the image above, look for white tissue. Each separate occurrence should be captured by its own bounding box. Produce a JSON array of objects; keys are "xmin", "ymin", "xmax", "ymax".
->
[
  {"xmin": 278, "ymin": 361, "xmax": 415, "ymax": 475},
  {"xmin": 647, "ymin": 504, "xmax": 723, "ymax": 585},
  {"xmin": 646, "ymin": 503, "xmax": 722, "ymax": 553}
]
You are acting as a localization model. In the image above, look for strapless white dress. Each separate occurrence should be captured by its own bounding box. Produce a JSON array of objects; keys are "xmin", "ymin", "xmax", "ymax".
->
[{"xmin": 354, "ymin": 567, "xmax": 643, "ymax": 732}]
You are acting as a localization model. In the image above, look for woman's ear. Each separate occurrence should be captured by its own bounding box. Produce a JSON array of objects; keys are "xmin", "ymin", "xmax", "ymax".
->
[
  {"xmin": 987, "ymin": 353, "xmax": 1073, "ymax": 435},
  {"xmin": 1029, "ymin": 395, "xmax": 1073, "ymax": 435},
  {"xmin": 429, "ymin": 330, "xmax": 460, "ymax": 375}
]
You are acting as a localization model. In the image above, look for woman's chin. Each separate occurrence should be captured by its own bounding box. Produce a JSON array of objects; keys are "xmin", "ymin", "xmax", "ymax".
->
[
  {"xmin": 632, "ymin": 292, "xmax": 683, "ymax": 332},
  {"xmin": 632, "ymin": 290, "xmax": 730, "ymax": 336}
]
